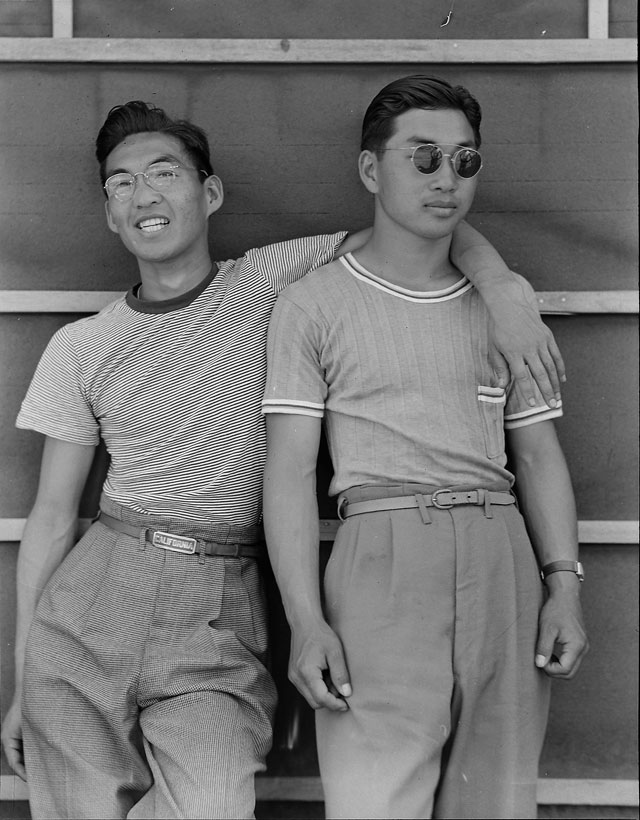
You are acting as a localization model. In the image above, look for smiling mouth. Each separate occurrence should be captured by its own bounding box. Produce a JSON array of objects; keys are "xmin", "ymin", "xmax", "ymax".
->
[{"xmin": 137, "ymin": 217, "xmax": 169, "ymax": 233}]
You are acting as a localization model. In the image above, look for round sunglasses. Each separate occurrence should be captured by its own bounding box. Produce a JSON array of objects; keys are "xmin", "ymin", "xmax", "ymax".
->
[{"xmin": 380, "ymin": 143, "xmax": 482, "ymax": 179}]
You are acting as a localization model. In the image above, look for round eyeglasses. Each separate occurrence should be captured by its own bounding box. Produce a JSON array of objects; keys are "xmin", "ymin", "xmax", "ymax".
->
[
  {"xmin": 103, "ymin": 162, "xmax": 207, "ymax": 202},
  {"xmin": 380, "ymin": 144, "xmax": 482, "ymax": 179}
]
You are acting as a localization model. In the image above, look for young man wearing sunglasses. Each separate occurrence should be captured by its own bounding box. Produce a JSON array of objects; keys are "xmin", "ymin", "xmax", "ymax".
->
[
  {"xmin": 3, "ymin": 96, "xmax": 568, "ymax": 819},
  {"xmin": 263, "ymin": 75, "xmax": 588, "ymax": 819}
]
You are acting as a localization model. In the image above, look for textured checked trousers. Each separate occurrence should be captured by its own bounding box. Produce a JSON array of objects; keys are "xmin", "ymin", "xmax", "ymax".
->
[
  {"xmin": 21, "ymin": 497, "xmax": 277, "ymax": 819},
  {"xmin": 316, "ymin": 484, "xmax": 551, "ymax": 820}
]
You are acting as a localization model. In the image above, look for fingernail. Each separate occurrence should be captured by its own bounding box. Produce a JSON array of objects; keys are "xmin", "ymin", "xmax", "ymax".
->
[
  {"xmin": 535, "ymin": 654, "xmax": 546, "ymax": 667},
  {"xmin": 549, "ymin": 398, "xmax": 557, "ymax": 408},
  {"xmin": 561, "ymin": 375, "xmax": 567, "ymax": 382},
  {"xmin": 340, "ymin": 683, "xmax": 352, "ymax": 697},
  {"xmin": 528, "ymin": 398, "xmax": 537, "ymax": 407}
]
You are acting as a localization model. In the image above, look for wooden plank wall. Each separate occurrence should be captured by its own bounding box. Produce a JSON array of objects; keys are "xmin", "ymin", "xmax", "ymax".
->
[{"xmin": 0, "ymin": 0, "xmax": 638, "ymax": 813}]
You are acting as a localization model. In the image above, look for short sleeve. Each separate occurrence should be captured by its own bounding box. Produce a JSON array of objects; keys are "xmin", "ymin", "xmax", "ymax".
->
[
  {"xmin": 504, "ymin": 373, "xmax": 563, "ymax": 430},
  {"xmin": 16, "ymin": 326, "xmax": 100, "ymax": 445},
  {"xmin": 245, "ymin": 232, "xmax": 347, "ymax": 295},
  {"xmin": 262, "ymin": 295, "xmax": 328, "ymax": 418}
]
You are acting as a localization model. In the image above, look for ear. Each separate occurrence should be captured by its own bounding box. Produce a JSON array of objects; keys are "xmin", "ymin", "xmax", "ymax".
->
[
  {"xmin": 104, "ymin": 199, "xmax": 120, "ymax": 235},
  {"xmin": 202, "ymin": 175, "xmax": 224, "ymax": 216},
  {"xmin": 358, "ymin": 149, "xmax": 380, "ymax": 195}
]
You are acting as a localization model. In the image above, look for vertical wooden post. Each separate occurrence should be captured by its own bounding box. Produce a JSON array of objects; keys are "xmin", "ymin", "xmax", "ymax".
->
[
  {"xmin": 588, "ymin": 0, "xmax": 609, "ymax": 38},
  {"xmin": 52, "ymin": 0, "xmax": 73, "ymax": 38}
]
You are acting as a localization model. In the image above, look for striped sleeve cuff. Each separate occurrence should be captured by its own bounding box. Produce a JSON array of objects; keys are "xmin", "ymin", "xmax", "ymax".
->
[
  {"xmin": 504, "ymin": 400, "xmax": 563, "ymax": 430},
  {"xmin": 261, "ymin": 399, "xmax": 325, "ymax": 418}
]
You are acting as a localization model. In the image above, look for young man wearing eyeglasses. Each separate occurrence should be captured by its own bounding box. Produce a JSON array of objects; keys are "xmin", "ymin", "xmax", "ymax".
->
[
  {"xmin": 3, "ymin": 96, "xmax": 570, "ymax": 819},
  {"xmin": 263, "ymin": 75, "xmax": 588, "ymax": 819}
]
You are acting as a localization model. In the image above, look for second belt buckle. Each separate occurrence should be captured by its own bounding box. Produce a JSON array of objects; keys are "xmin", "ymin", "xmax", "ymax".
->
[
  {"xmin": 152, "ymin": 530, "xmax": 197, "ymax": 554},
  {"xmin": 432, "ymin": 488, "xmax": 455, "ymax": 509}
]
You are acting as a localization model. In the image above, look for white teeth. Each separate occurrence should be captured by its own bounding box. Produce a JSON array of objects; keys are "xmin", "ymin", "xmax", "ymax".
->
[{"xmin": 138, "ymin": 218, "xmax": 169, "ymax": 233}]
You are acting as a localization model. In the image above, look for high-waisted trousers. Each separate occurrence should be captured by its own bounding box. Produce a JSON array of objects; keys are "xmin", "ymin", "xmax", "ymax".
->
[
  {"xmin": 22, "ymin": 497, "xmax": 277, "ymax": 819},
  {"xmin": 316, "ymin": 484, "xmax": 551, "ymax": 820}
]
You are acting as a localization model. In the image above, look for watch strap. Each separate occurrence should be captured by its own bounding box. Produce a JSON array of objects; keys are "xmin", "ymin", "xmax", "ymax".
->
[{"xmin": 541, "ymin": 560, "xmax": 584, "ymax": 582}]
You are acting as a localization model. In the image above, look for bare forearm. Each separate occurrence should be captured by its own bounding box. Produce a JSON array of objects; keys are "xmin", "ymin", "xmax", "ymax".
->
[
  {"xmin": 14, "ymin": 507, "xmax": 78, "ymax": 689},
  {"xmin": 263, "ymin": 451, "xmax": 325, "ymax": 631},
  {"xmin": 509, "ymin": 422, "xmax": 587, "ymax": 675},
  {"xmin": 450, "ymin": 220, "xmax": 511, "ymax": 286},
  {"xmin": 510, "ymin": 437, "xmax": 578, "ymax": 568},
  {"xmin": 337, "ymin": 227, "xmax": 372, "ymax": 257}
]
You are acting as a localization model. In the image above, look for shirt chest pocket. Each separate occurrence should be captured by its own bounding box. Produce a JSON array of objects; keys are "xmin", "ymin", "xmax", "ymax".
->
[{"xmin": 477, "ymin": 385, "xmax": 506, "ymax": 459}]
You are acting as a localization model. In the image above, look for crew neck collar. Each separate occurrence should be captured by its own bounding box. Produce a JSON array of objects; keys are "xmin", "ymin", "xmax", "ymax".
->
[
  {"xmin": 126, "ymin": 264, "xmax": 218, "ymax": 314},
  {"xmin": 340, "ymin": 253, "xmax": 471, "ymax": 303}
]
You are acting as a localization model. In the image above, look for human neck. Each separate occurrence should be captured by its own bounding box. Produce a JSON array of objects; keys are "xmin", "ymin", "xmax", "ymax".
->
[
  {"xmin": 354, "ymin": 229, "xmax": 461, "ymax": 291},
  {"xmin": 136, "ymin": 256, "xmax": 214, "ymax": 302}
]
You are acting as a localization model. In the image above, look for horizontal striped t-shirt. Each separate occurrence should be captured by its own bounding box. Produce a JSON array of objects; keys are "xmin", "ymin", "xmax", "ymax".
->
[
  {"xmin": 17, "ymin": 233, "xmax": 346, "ymax": 526},
  {"xmin": 263, "ymin": 253, "xmax": 562, "ymax": 497}
]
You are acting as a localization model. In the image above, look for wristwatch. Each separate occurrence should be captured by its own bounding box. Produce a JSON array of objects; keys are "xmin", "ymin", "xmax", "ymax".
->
[{"xmin": 540, "ymin": 560, "xmax": 585, "ymax": 583}]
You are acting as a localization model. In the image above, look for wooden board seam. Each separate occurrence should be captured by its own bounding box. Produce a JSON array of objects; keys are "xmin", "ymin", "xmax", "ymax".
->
[
  {"xmin": 0, "ymin": 519, "xmax": 638, "ymax": 544},
  {"xmin": 0, "ymin": 38, "xmax": 636, "ymax": 64},
  {"xmin": 0, "ymin": 775, "xmax": 638, "ymax": 806},
  {"xmin": 1, "ymin": 291, "xmax": 637, "ymax": 315}
]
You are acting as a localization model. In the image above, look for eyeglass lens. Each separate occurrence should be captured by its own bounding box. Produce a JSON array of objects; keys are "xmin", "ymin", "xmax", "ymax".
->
[
  {"xmin": 106, "ymin": 164, "xmax": 179, "ymax": 200},
  {"xmin": 413, "ymin": 145, "xmax": 482, "ymax": 179}
]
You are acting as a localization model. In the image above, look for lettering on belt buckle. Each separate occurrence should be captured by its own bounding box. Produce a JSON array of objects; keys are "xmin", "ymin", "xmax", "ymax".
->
[{"xmin": 152, "ymin": 530, "xmax": 197, "ymax": 554}]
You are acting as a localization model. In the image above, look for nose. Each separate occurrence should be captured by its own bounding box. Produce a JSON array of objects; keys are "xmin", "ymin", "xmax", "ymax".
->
[
  {"xmin": 131, "ymin": 172, "xmax": 162, "ymax": 205},
  {"xmin": 429, "ymin": 155, "xmax": 458, "ymax": 191}
]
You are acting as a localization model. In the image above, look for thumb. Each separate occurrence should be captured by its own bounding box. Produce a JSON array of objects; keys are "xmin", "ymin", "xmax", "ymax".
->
[
  {"xmin": 488, "ymin": 346, "xmax": 510, "ymax": 389},
  {"xmin": 327, "ymin": 646, "xmax": 352, "ymax": 698},
  {"xmin": 535, "ymin": 625, "xmax": 557, "ymax": 668}
]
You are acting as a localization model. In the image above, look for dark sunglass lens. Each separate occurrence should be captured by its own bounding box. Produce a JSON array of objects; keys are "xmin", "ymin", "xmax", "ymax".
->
[
  {"xmin": 413, "ymin": 145, "xmax": 442, "ymax": 174},
  {"xmin": 454, "ymin": 149, "xmax": 481, "ymax": 178}
]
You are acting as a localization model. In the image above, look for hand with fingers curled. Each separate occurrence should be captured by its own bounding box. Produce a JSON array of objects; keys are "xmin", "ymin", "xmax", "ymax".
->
[
  {"xmin": 289, "ymin": 621, "xmax": 352, "ymax": 712},
  {"xmin": 486, "ymin": 273, "xmax": 566, "ymax": 408},
  {"xmin": 1, "ymin": 696, "xmax": 26, "ymax": 781},
  {"xmin": 535, "ymin": 589, "xmax": 589, "ymax": 679}
]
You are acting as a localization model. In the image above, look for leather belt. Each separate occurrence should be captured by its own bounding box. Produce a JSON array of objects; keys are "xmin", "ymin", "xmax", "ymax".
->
[
  {"xmin": 338, "ymin": 489, "xmax": 515, "ymax": 521},
  {"xmin": 97, "ymin": 512, "xmax": 263, "ymax": 559}
]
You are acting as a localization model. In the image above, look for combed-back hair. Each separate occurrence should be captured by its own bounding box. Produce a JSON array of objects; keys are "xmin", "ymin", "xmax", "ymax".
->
[
  {"xmin": 361, "ymin": 75, "xmax": 482, "ymax": 154},
  {"xmin": 96, "ymin": 100, "xmax": 214, "ymax": 186}
]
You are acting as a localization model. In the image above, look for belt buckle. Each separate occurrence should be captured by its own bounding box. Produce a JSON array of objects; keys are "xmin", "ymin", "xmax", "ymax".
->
[
  {"xmin": 432, "ymin": 488, "xmax": 454, "ymax": 510},
  {"xmin": 152, "ymin": 530, "xmax": 197, "ymax": 554}
]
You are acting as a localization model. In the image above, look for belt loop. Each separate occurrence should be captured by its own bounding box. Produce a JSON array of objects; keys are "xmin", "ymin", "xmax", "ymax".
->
[
  {"xmin": 483, "ymin": 490, "xmax": 493, "ymax": 519},
  {"xmin": 198, "ymin": 540, "xmax": 206, "ymax": 565},
  {"xmin": 415, "ymin": 494, "xmax": 432, "ymax": 524},
  {"xmin": 139, "ymin": 528, "xmax": 147, "ymax": 551}
]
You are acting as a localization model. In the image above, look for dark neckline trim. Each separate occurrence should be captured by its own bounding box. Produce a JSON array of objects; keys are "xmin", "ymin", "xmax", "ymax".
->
[{"xmin": 125, "ymin": 263, "xmax": 219, "ymax": 314}]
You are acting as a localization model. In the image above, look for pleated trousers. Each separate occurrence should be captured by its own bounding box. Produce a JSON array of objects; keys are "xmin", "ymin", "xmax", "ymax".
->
[
  {"xmin": 22, "ymin": 497, "xmax": 277, "ymax": 820},
  {"xmin": 316, "ymin": 484, "xmax": 551, "ymax": 820}
]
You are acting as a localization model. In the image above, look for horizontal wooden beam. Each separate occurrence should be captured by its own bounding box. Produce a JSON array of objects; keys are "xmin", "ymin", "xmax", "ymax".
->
[
  {"xmin": 0, "ymin": 38, "xmax": 636, "ymax": 64},
  {"xmin": 0, "ymin": 519, "xmax": 637, "ymax": 545},
  {"xmin": 0, "ymin": 775, "xmax": 638, "ymax": 806},
  {"xmin": 1, "ymin": 291, "xmax": 637, "ymax": 315},
  {"xmin": 0, "ymin": 291, "xmax": 125, "ymax": 314},
  {"xmin": 536, "ymin": 290, "xmax": 639, "ymax": 315},
  {"xmin": 319, "ymin": 519, "xmax": 639, "ymax": 545}
]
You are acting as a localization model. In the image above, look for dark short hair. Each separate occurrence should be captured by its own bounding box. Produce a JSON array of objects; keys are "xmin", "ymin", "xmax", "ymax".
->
[
  {"xmin": 96, "ymin": 100, "xmax": 214, "ymax": 187},
  {"xmin": 361, "ymin": 75, "xmax": 482, "ymax": 154}
]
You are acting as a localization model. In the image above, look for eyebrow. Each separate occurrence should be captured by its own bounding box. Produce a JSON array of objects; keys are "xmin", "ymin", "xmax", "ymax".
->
[
  {"xmin": 406, "ymin": 136, "xmax": 476, "ymax": 148},
  {"xmin": 106, "ymin": 155, "xmax": 181, "ymax": 176}
]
